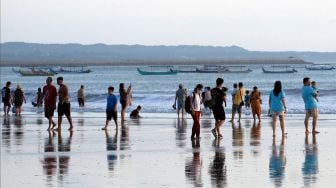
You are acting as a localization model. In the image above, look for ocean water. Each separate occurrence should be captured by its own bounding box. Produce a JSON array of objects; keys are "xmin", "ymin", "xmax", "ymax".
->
[{"xmin": 1, "ymin": 64, "xmax": 335, "ymax": 114}]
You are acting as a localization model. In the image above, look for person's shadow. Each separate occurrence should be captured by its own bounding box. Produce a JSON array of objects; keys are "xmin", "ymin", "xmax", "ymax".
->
[
  {"xmin": 250, "ymin": 121, "xmax": 261, "ymax": 157},
  {"xmin": 269, "ymin": 137, "xmax": 286, "ymax": 187},
  {"xmin": 209, "ymin": 138, "xmax": 227, "ymax": 187},
  {"xmin": 302, "ymin": 134, "xmax": 318, "ymax": 187},
  {"xmin": 232, "ymin": 122, "xmax": 244, "ymax": 160},
  {"xmin": 185, "ymin": 139, "xmax": 203, "ymax": 187},
  {"xmin": 105, "ymin": 129, "xmax": 118, "ymax": 172},
  {"xmin": 57, "ymin": 130, "xmax": 73, "ymax": 181}
]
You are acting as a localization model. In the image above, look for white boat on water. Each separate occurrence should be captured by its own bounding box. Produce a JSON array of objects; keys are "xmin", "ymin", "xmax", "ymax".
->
[
  {"xmin": 306, "ymin": 64, "xmax": 335, "ymax": 70},
  {"xmin": 262, "ymin": 66, "xmax": 298, "ymax": 73}
]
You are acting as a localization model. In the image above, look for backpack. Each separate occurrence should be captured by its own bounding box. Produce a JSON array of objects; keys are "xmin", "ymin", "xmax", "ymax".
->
[{"xmin": 185, "ymin": 93, "xmax": 195, "ymax": 114}]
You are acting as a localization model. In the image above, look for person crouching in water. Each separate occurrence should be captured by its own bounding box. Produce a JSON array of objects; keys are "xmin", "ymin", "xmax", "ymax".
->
[
  {"xmin": 190, "ymin": 84, "xmax": 203, "ymax": 140},
  {"xmin": 130, "ymin": 105, "xmax": 142, "ymax": 119},
  {"xmin": 102, "ymin": 86, "xmax": 118, "ymax": 130}
]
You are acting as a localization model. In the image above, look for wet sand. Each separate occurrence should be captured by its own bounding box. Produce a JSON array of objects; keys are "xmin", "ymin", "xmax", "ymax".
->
[{"xmin": 1, "ymin": 112, "xmax": 336, "ymax": 188}]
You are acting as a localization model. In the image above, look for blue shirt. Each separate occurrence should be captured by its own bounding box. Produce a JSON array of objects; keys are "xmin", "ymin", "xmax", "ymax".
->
[
  {"xmin": 302, "ymin": 86, "xmax": 318, "ymax": 110},
  {"xmin": 269, "ymin": 90, "xmax": 285, "ymax": 112},
  {"xmin": 107, "ymin": 94, "xmax": 117, "ymax": 111}
]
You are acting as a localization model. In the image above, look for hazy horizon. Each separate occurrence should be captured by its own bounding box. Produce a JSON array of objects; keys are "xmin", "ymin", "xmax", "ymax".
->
[{"xmin": 1, "ymin": 0, "xmax": 336, "ymax": 52}]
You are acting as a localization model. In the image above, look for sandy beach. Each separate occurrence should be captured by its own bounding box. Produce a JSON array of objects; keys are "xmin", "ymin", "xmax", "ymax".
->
[{"xmin": 1, "ymin": 112, "xmax": 336, "ymax": 188}]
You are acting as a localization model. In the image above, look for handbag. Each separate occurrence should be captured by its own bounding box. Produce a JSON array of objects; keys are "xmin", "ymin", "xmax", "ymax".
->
[{"xmin": 239, "ymin": 89, "xmax": 244, "ymax": 106}]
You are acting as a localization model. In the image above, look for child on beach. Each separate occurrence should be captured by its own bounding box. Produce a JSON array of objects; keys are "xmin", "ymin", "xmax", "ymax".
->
[
  {"xmin": 130, "ymin": 105, "xmax": 142, "ymax": 119},
  {"xmin": 244, "ymin": 90, "xmax": 251, "ymax": 109},
  {"xmin": 311, "ymin": 81, "xmax": 319, "ymax": 102},
  {"xmin": 102, "ymin": 86, "xmax": 118, "ymax": 130}
]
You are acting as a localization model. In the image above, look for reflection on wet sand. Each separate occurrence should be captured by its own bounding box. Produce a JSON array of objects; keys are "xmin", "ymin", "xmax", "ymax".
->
[
  {"xmin": 14, "ymin": 116, "xmax": 24, "ymax": 146},
  {"xmin": 302, "ymin": 134, "xmax": 318, "ymax": 187},
  {"xmin": 175, "ymin": 119, "xmax": 187, "ymax": 148},
  {"xmin": 185, "ymin": 139, "xmax": 203, "ymax": 187},
  {"xmin": 232, "ymin": 122, "xmax": 244, "ymax": 160},
  {"xmin": 105, "ymin": 130, "xmax": 118, "ymax": 172},
  {"xmin": 250, "ymin": 121, "xmax": 261, "ymax": 156},
  {"xmin": 269, "ymin": 137, "xmax": 286, "ymax": 187},
  {"xmin": 2, "ymin": 116, "xmax": 11, "ymax": 150},
  {"xmin": 42, "ymin": 131, "xmax": 73, "ymax": 184},
  {"xmin": 209, "ymin": 139, "xmax": 227, "ymax": 188},
  {"xmin": 120, "ymin": 124, "xmax": 131, "ymax": 151}
]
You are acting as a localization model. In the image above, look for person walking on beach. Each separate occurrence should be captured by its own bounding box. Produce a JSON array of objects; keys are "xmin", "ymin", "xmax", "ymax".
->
[
  {"xmin": 102, "ymin": 86, "xmax": 118, "ymax": 130},
  {"xmin": 190, "ymin": 84, "xmax": 203, "ymax": 139},
  {"xmin": 269, "ymin": 81, "xmax": 287, "ymax": 137},
  {"xmin": 77, "ymin": 85, "xmax": 85, "ymax": 107},
  {"xmin": 2, "ymin": 81, "xmax": 12, "ymax": 115},
  {"xmin": 250, "ymin": 86, "xmax": 262, "ymax": 122},
  {"xmin": 173, "ymin": 84, "xmax": 188, "ymax": 119},
  {"xmin": 13, "ymin": 85, "xmax": 26, "ymax": 116},
  {"xmin": 42, "ymin": 77, "xmax": 57, "ymax": 130},
  {"xmin": 32, "ymin": 88, "xmax": 43, "ymax": 107},
  {"xmin": 119, "ymin": 83, "xmax": 131, "ymax": 122},
  {"xmin": 55, "ymin": 77, "xmax": 73, "ymax": 131},
  {"xmin": 211, "ymin": 78, "xmax": 227, "ymax": 138},
  {"xmin": 230, "ymin": 82, "xmax": 245, "ymax": 123},
  {"xmin": 302, "ymin": 77, "xmax": 319, "ymax": 134}
]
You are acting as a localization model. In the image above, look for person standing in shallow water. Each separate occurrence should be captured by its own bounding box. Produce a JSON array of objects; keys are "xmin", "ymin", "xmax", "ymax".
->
[
  {"xmin": 250, "ymin": 86, "xmax": 262, "ymax": 122},
  {"xmin": 2, "ymin": 81, "xmax": 12, "ymax": 115},
  {"xmin": 42, "ymin": 77, "xmax": 57, "ymax": 130},
  {"xmin": 190, "ymin": 84, "xmax": 203, "ymax": 139},
  {"xmin": 211, "ymin": 78, "xmax": 227, "ymax": 138},
  {"xmin": 269, "ymin": 81, "xmax": 287, "ymax": 137},
  {"xmin": 13, "ymin": 85, "xmax": 26, "ymax": 116},
  {"xmin": 102, "ymin": 86, "xmax": 118, "ymax": 130},
  {"xmin": 55, "ymin": 77, "xmax": 73, "ymax": 131},
  {"xmin": 77, "ymin": 85, "xmax": 85, "ymax": 107},
  {"xmin": 119, "ymin": 83, "xmax": 131, "ymax": 122},
  {"xmin": 230, "ymin": 82, "xmax": 245, "ymax": 123},
  {"xmin": 173, "ymin": 84, "xmax": 188, "ymax": 120},
  {"xmin": 302, "ymin": 77, "xmax": 319, "ymax": 134}
]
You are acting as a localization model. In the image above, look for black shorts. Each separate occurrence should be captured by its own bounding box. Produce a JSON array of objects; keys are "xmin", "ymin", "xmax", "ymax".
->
[
  {"xmin": 3, "ymin": 101, "xmax": 11, "ymax": 107},
  {"xmin": 78, "ymin": 98, "xmax": 84, "ymax": 106},
  {"xmin": 120, "ymin": 100, "xmax": 127, "ymax": 109},
  {"xmin": 45, "ymin": 106, "xmax": 55, "ymax": 118},
  {"xmin": 213, "ymin": 105, "xmax": 226, "ymax": 121},
  {"xmin": 106, "ymin": 110, "xmax": 117, "ymax": 121},
  {"xmin": 58, "ymin": 102, "xmax": 71, "ymax": 117}
]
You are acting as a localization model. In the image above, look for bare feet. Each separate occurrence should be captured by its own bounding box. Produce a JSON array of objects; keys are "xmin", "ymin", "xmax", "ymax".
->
[
  {"xmin": 312, "ymin": 131, "xmax": 320, "ymax": 134},
  {"xmin": 282, "ymin": 132, "xmax": 288, "ymax": 137},
  {"xmin": 101, "ymin": 127, "xmax": 107, "ymax": 130},
  {"xmin": 68, "ymin": 127, "xmax": 73, "ymax": 131},
  {"xmin": 53, "ymin": 127, "xmax": 61, "ymax": 132},
  {"xmin": 305, "ymin": 130, "xmax": 310, "ymax": 134},
  {"xmin": 228, "ymin": 120, "xmax": 233, "ymax": 123}
]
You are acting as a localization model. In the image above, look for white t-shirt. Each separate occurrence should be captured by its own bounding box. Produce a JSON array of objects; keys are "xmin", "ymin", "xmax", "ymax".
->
[{"xmin": 192, "ymin": 93, "xmax": 201, "ymax": 111}]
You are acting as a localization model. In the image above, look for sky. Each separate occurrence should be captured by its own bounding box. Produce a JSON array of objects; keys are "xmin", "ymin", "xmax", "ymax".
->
[{"xmin": 1, "ymin": 0, "xmax": 336, "ymax": 52}]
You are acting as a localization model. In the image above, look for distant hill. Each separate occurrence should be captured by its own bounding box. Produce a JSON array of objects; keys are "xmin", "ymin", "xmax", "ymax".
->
[{"xmin": 1, "ymin": 42, "xmax": 335, "ymax": 66}]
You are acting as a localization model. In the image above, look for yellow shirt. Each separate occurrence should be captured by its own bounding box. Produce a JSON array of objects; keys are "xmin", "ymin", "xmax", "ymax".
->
[{"xmin": 233, "ymin": 88, "xmax": 245, "ymax": 105}]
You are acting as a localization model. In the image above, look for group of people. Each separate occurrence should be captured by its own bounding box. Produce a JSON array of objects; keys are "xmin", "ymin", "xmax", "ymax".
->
[
  {"xmin": 173, "ymin": 77, "xmax": 319, "ymax": 139},
  {"xmin": 1, "ymin": 77, "xmax": 141, "ymax": 132}
]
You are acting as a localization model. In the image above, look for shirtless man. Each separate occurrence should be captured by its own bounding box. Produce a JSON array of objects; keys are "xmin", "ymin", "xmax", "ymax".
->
[{"xmin": 55, "ymin": 77, "xmax": 73, "ymax": 131}]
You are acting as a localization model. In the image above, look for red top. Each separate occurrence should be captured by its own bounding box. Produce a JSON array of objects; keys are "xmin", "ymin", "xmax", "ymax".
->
[{"xmin": 43, "ymin": 85, "xmax": 57, "ymax": 107}]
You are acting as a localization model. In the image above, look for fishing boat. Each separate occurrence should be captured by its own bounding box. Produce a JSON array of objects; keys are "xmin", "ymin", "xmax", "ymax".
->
[
  {"xmin": 223, "ymin": 66, "xmax": 252, "ymax": 73},
  {"xmin": 305, "ymin": 64, "xmax": 335, "ymax": 70},
  {"xmin": 137, "ymin": 66, "xmax": 178, "ymax": 75},
  {"xmin": 51, "ymin": 66, "xmax": 92, "ymax": 74},
  {"xmin": 196, "ymin": 65, "xmax": 227, "ymax": 73},
  {"xmin": 19, "ymin": 68, "xmax": 55, "ymax": 76},
  {"xmin": 262, "ymin": 66, "xmax": 298, "ymax": 73},
  {"xmin": 12, "ymin": 67, "xmax": 21, "ymax": 73},
  {"xmin": 196, "ymin": 65, "xmax": 252, "ymax": 73},
  {"xmin": 172, "ymin": 66, "xmax": 198, "ymax": 73}
]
